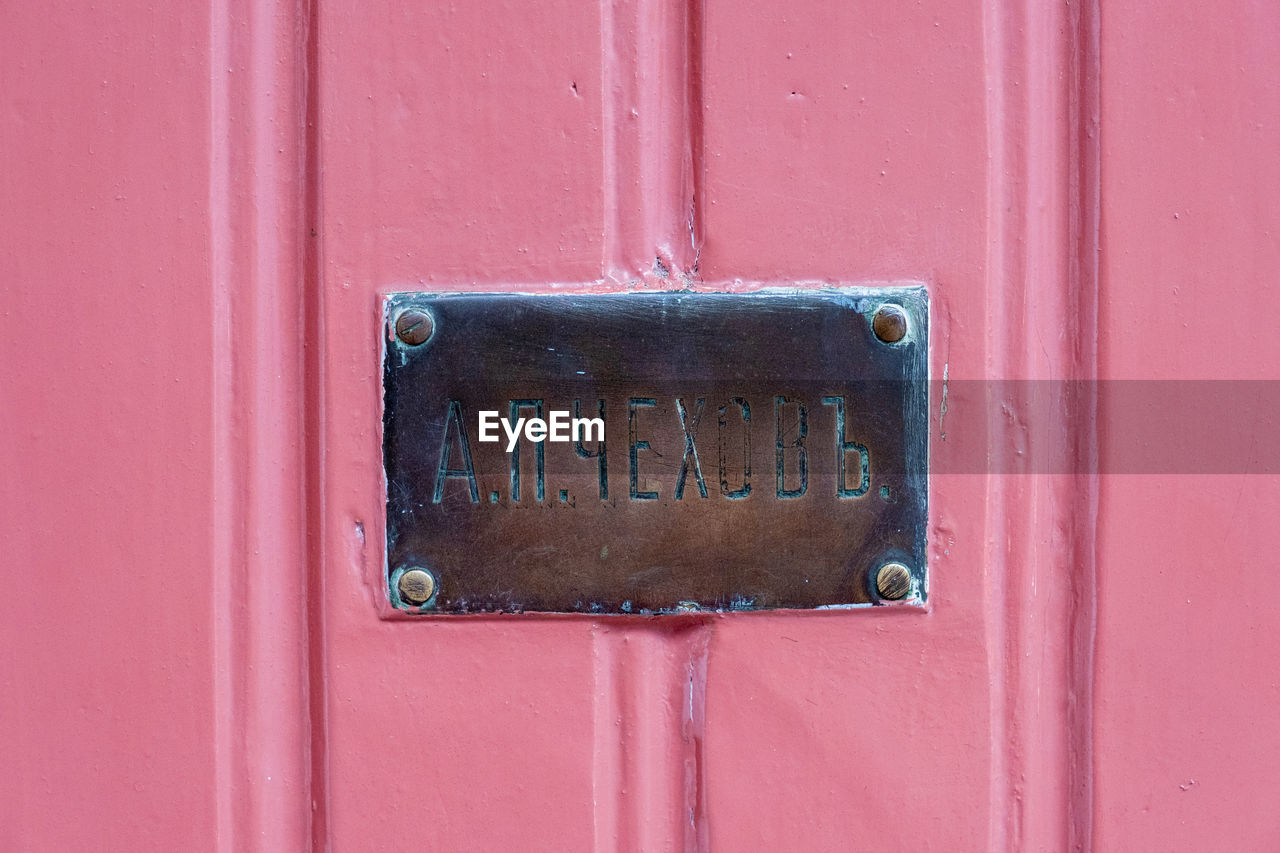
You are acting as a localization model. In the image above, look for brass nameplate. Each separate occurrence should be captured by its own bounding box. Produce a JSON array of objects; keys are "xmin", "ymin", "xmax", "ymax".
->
[{"xmin": 383, "ymin": 289, "xmax": 928, "ymax": 613}]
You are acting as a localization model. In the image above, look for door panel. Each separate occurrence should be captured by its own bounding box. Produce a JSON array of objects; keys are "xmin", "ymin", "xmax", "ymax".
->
[
  {"xmin": 3, "ymin": 0, "xmax": 1278, "ymax": 850},
  {"xmin": 0, "ymin": 4, "xmax": 220, "ymax": 850},
  {"xmin": 1094, "ymin": 2, "xmax": 1280, "ymax": 849},
  {"xmin": 317, "ymin": 1, "xmax": 1011, "ymax": 850}
]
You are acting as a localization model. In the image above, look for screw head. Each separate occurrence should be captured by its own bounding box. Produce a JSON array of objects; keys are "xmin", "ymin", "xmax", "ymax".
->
[
  {"xmin": 872, "ymin": 304, "xmax": 908, "ymax": 343},
  {"xmin": 394, "ymin": 309, "xmax": 434, "ymax": 346},
  {"xmin": 875, "ymin": 562, "xmax": 913, "ymax": 600},
  {"xmin": 397, "ymin": 568, "xmax": 437, "ymax": 606}
]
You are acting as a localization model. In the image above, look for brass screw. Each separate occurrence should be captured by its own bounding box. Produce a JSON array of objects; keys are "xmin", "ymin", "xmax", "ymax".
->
[
  {"xmin": 397, "ymin": 568, "xmax": 437, "ymax": 606},
  {"xmin": 872, "ymin": 304, "xmax": 908, "ymax": 343},
  {"xmin": 394, "ymin": 309, "xmax": 434, "ymax": 346},
  {"xmin": 875, "ymin": 562, "xmax": 912, "ymax": 600}
]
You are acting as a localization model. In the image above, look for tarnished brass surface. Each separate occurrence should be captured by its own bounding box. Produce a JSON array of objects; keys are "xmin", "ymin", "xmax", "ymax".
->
[{"xmin": 383, "ymin": 290, "xmax": 928, "ymax": 614}]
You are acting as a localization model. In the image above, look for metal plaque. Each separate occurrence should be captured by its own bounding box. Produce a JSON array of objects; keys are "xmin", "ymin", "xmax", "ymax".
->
[{"xmin": 383, "ymin": 289, "xmax": 928, "ymax": 614}]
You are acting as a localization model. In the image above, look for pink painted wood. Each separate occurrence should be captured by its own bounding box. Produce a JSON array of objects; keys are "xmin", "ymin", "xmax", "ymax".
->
[{"xmin": 2, "ymin": 1, "xmax": 1277, "ymax": 850}]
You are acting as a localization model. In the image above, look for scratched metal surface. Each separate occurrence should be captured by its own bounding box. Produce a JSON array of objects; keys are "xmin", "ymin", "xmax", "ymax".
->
[{"xmin": 383, "ymin": 289, "xmax": 928, "ymax": 613}]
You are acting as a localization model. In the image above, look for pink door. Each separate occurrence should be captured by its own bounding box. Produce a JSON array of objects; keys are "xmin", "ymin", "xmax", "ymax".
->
[{"xmin": 4, "ymin": 1, "xmax": 1279, "ymax": 850}]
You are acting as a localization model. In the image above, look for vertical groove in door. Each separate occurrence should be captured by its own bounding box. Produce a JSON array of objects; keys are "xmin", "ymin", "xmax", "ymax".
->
[
  {"xmin": 592, "ymin": 621, "xmax": 713, "ymax": 852},
  {"xmin": 210, "ymin": 0, "xmax": 314, "ymax": 849},
  {"xmin": 1065, "ymin": 0, "xmax": 1101, "ymax": 848},
  {"xmin": 591, "ymin": 625, "xmax": 622, "ymax": 850},
  {"xmin": 302, "ymin": 0, "xmax": 330, "ymax": 849},
  {"xmin": 595, "ymin": 1, "xmax": 711, "ymax": 848},
  {"xmin": 600, "ymin": 0, "xmax": 703, "ymax": 283},
  {"xmin": 981, "ymin": 0, "xmax": 1101, "ymax": 849}
]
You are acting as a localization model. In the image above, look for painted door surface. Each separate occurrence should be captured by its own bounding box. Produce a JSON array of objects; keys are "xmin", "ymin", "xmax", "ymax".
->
[{"xmin": 3, "ymin": 1, "xmax": 1279, "ymax": 851}]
